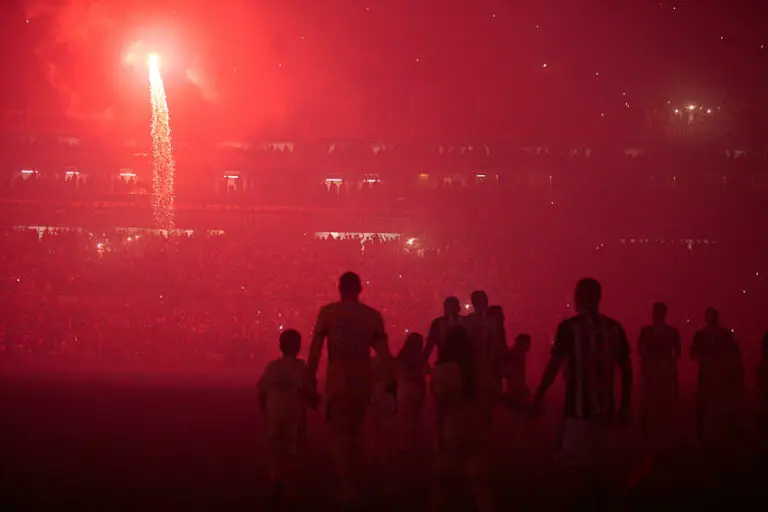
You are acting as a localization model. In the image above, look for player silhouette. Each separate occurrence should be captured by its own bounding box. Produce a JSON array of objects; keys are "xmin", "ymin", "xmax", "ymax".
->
[
  {"xmin": 308, "ymin": 271, "xmax": 396, "ymax": 506},
  {"xmin": 532, "ymin": 278, "xmax": 632, "ymax": 509},
  {"xmin": 637, "ymin": 302, "xmax": 681, "ymax": 446}
]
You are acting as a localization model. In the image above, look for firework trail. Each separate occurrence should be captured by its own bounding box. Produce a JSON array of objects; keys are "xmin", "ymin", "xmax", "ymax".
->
[{"xmin": 148, "ymin": 53, "xmax": 176, "ymax": 231}]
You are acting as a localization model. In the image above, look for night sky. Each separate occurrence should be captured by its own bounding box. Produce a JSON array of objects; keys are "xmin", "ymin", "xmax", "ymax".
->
[{"xmin": 2, "ymin": 0, "xmax": 767, "ymax": 140}]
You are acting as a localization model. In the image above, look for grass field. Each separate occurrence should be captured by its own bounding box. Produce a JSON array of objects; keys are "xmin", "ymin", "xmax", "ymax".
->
[{"xmin": 0, "ymin": 368, "xmax": 765, "ymax": 510}]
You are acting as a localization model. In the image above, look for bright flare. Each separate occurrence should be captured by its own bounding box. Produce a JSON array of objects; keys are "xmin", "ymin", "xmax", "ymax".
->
[
  {"xmin": 148, "ymin": 53, "xmax": 176, "ymax": 231},
  {"xmin": 148, "ymin": 52, "xmax": 161, "ymax": 70}
]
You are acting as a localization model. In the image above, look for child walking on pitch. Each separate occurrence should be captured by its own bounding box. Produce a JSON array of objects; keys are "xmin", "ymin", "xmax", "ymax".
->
[{"xmin": 257, "ymin": 329, "xmax": 318, "ymax": 500}]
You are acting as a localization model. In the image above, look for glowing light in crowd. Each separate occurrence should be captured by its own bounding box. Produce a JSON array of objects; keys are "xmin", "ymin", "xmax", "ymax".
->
[{"xmin": 148, "ymin": 53, "xmax": 176, "ymax": 231}]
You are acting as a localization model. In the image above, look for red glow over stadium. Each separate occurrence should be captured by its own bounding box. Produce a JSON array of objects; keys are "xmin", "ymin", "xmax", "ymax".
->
[{"xmin": 2, "ymin": 3, "xmax": 768, "ymax": 509}]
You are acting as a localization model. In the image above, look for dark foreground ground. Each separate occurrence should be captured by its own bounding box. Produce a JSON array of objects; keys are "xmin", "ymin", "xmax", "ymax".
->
[{"xmin": 1, "ymin": 368, "xmax": 766, "ymax": 511}]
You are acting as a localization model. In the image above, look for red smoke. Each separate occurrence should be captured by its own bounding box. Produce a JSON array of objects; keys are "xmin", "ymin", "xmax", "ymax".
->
[{"xmin": 22, "ymin": 0, "xmax": 298, "ymax": 135}]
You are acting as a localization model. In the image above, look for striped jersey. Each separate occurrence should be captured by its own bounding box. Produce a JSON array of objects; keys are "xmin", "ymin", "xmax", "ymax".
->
[{"xmin": 552, "ymin": 313, "xmax": 631, "ymax": 420}]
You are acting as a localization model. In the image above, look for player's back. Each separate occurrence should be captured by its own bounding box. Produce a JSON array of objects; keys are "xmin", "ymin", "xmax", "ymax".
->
[
  {"xmin": 639, "ymin": 324, "xmax": 680, "ymax": 380},
  {"xmin": 426, "ymin": 314, "xmax": 465, "ymax": 361},
  {"xmin": 556, "ymin": 313, "xmax": 629, "ymax": 420},
  {"xmin": 432, "ymin": 362, "xmax": 485, "ymax": 450},
  {"xmin": 258, "ymin": 357, "xmax": 311, "ymax": 422},
  {"xmin": 465, "ymin": 312, "xmax": 504, "ymax": 399},
  {"xmin": 465, "ymin": 312, "xmax": 498, "ymax": 361},
  {"xmin": 692, "ymin": 327, "xmax": 738, "ymax": 381},
  {"xmin": 317, "ymin": 300, "xmax": 385, "ymax": 398}
]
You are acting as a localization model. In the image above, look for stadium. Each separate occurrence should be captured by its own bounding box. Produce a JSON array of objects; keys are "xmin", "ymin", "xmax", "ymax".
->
[
  {"xmin": 2, "ymin": 107, "xmax": 766, "ymax": 234},
  {"xmin": 2, "ymin": 2, "xmax": 767, "ymax": 510}
]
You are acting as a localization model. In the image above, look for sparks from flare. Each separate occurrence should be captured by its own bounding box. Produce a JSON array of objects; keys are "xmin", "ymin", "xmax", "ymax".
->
[{"xmin": 148, "ymin": 53, "xmax": 176, "ymax": 231}]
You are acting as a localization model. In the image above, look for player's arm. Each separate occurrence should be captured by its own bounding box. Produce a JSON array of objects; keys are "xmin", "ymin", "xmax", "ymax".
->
[
  {"xmin": 308, "ymin": 307, "xmax": 328, "ymax": 381},
  {"xmin": 299, "ymin": 361, "xmax": 320, "ymax": 410},
  {"xmin": 371, "ymin": 311, "xmax": 396, "ymax": 391},
  {"xmin": 421, "ymin": 318, "xmax": 440, "ymax": 366},
  {"xmin": 617, "ymin": 325, "xmax": 633, "ymax": 415},
  {"xmin": 690, "ymin": 331, "xmax": 703, "ymax": 361},
  {"xmin": 671, "ymin": 328, "xmax": 682, "ymax": 359},
  {"xmin": 533, "ymin": 322, "xmax": 569, "ymax": 406},
  {"xmin": 257, "ymin": 362, "xmax": 273, "ymax": 415}
]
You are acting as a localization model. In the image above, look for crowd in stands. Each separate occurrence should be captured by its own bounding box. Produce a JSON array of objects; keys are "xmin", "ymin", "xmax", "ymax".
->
[
  {"xmin": 3, "ymin": 142, "xmax": 768, "ymax": 210},
  {"xmin": 1, "ymin": 228, "xmax": 765, "ymax": 398}
]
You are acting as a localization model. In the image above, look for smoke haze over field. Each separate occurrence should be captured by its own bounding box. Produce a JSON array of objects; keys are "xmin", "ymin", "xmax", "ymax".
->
[
  {"xmin": 19, "ymin": 0, "xmax": 293, "ymax": 131},
  {"xmin": 4, "ymin": 0, "xmax": 768, "ymax": 138}
]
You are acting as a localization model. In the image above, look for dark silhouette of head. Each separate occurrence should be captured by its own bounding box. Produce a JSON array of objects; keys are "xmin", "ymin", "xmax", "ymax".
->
[
  {"xmin": 398, "ymin": 332, "xmax": 424, "ymax": 365},
  {"xmin": 652, "ymin": 302, "xmax": 668, "ymax": 324},
  {"xmin": 338, "ymin": 271, "xmax": 362, "ymax": 300},
  {"xmin": 575, "ymin": 278, "xmax": 601, "ymax": 314},
  {"xmin": 470, "ymin": 290, "xmax": 489, "ymax": 313},
  {"xmin": 704, "ymin": 307, "xmax": 720, "ymax": 328},
  {"xmin": 514, "ymin": 333, "xmax": 532, "ymax": 352},
  {"xmin": 443, "ymin": 296, "xmax": 460, "ymax": 317},
  {"xmin": 279, "ymin": 329, "xmax": 301, "ymax": 357}
]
